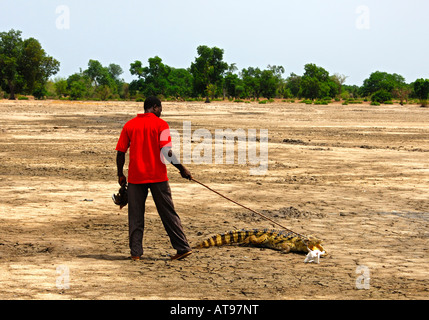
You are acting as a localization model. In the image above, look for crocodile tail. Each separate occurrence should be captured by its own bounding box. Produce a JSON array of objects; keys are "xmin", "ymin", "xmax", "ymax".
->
[{"xmin": 196, "ymin": 230, "xmax": 255, "ymax": 249}]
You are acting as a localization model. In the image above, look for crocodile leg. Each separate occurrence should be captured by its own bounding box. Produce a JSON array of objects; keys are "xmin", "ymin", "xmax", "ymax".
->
[
  {"xmin": 276, "ymin": 242, "xmax": 291, "ymax": 253},
  {"xmin": 246, "ymin": 234, "xmax": 269, "ymax": 245},
  {"xmin": 244, "ymin": 234, "xmax": 291, "ymax": 253}
]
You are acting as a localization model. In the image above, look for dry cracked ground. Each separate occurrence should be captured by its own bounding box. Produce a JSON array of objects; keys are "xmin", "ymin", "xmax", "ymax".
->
[{"xmin": 0, "ymin": 99, "xmax": 428, "ymax": 300}]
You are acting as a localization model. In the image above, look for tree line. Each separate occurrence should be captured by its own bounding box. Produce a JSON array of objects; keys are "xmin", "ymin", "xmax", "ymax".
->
[{"xmin": 1, "ymin": 29, "xmax": 429, "ymax": 106}]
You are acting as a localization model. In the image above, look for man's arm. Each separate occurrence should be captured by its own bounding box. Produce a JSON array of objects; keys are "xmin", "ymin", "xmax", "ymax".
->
[
  {"xmin": 116, "ymin": 151, "xmax": 127, "ymax": 186},
  {"xmin": 162, "ymin": 147, "xmax": 192, "ymax": 180}
]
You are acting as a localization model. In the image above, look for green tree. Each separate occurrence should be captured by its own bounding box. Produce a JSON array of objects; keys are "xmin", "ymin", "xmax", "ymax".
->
[
  {"xmin": 69, "ymin": 81, "xmax": 86, "ymax": 100},
  {"xmin": 0, "ymin": 29, "xmax": 22, "ymax": 100},
  {"xmin": 223, "ymin": 63, "xmax": 242, "ymax": 99},
  {"xmin": 299, "ymin": 64, "xmax": 338, "ymax": 100},
  {"xmin": 360, "ymin": 71, "xmax": 406, "ymax": 97},
  {"xmin": 300, "ymin": 76, "xmax": 321, "ymax": 100},
  {"xmin": 129, "ymin": 60, "xmax": 144, "ymax": 78},
  {"xmin": 18, "ymin": 37, "xmax": 60, "ymax": 96},
  {"xmin": 235, "ymin": 85, "xmax": 245, "ymax": 99},
  {"xmin": 343, "ymin": 85, "xmax": 360, "ymax": 99},
  {"xmin": 66, "ymin": 71, "xmax": 91, "ymax": 100},
  {"xmin": 80, "ymin": 60, "xmax": 124, "ymax": 100},
  {"xmin": 241, "ymin": 67, "xmax": 262, "ymax": 99},
  {"xmin": 84, "ymin": 60, "xmax": 117, "ymax": 92},
  {"xmin": 107, "ymin": 63, "xmax": 125, "ymax": 96},
  {"xmin": 129, "ymin": 78, "xmax": 145, "ymax": 98},
  {"xmin": 96, "ymin": 85, "xmax": 112, "ymax": 101},
  {"xmin": 260, "ymin": 65, "xmax": 285, "ymax": 99},
  {"xmin": 119, "ymin": 82, "xmax": 130, "ymax": 100},
  {"xmin": 224, "ymin": 72, "xmax": 241, "ymax": 99},
  {"xmin": 53, "ymin": 77, "xmax": 69, "ymax": 97},
  {"xmin": 166, "ymin": 68, "xmax": 193, "ymax": 98},
  {"xmin": 0, "ymin": 30, "xmax": 59, "ymax": 99},
  {"xmin": 371, "ymin": 89, "xmax": 392, "ymax": 104},
  {"xmin": 0, "ymin": 29, "xmax": 23, "ymax": 99},
  {"xmin": 303, "ymin": 63, "xmax": 329, "ymax": 82},
  {"xmin": 84, "ymin": 59, "xmax": 105, "ymax": 87},
  {"xmin": 285, "ymin": 73, "xmax": 302, "ymax": 98},
  {"xmin": 32, "ymin": 84, "xmax": 48, "ymax": 100},
  {"xmin": 413, "ymin": 78, "xmax": 429, "ymax": 107},
  {"xmin": 107, "ymin": 63, "xmax": 124, "ymax": 82},
  {"xmin": 189, "ymin": 45, "xmax": 228, "ymax": 102},
  {"xmin": 18, "ymin": 37, "xmax": 44, "ymax": 94},
  {"xmin": 130, "ymin": 56, "xmax": 171, "ymax": 97},
  {"xmin": 144, "ymin": 56, "xmax": 170, "ymax": 97}
]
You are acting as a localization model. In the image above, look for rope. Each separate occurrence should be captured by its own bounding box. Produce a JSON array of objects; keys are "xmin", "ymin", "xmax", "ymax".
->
[{"xmin": 191, "ymin": 178, "xmax": 306, "ymax": 238}]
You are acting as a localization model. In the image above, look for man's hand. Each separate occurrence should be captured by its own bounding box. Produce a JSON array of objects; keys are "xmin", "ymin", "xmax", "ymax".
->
[
  {"xmin": 179, "ymin": 167, "xmax": 192, "ymax": 180},
  {"xmin": 161, "ymin": 147, "xmax": 192, "ymax": 180},
  {"xmin": 118, "ymin": 174, "xmax": 127, "ymax": 186}
]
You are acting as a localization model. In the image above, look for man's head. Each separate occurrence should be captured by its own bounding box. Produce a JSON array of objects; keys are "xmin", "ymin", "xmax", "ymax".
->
[{"xmin": 144, "ymin": 96, "xmax": 162, "ymax": 117}]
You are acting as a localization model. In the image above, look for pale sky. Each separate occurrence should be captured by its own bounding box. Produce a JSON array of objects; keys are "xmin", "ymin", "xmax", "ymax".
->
[{"xmin": 1, "ymin": 0, "xmax": 428, "ymax": 85}]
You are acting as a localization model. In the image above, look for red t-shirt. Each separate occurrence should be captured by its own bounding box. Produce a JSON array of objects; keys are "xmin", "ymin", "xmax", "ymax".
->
[{"xmin": 115, "ymin": 113, "xmax": 172, "ymax": 184}]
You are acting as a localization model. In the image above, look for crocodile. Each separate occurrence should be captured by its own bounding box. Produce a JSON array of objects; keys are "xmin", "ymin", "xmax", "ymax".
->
[{"xmin": 195, "ymin": 229, "xmax": 326, "ymax": 255}]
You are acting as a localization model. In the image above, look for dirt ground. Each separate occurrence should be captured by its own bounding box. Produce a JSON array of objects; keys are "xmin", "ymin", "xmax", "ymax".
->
[{"xmin": 0, "ymin": 99, "xmax": 428, "ymax": 300}]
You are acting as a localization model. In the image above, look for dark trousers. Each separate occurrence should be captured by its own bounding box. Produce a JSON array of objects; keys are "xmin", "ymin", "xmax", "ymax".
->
[{"xmin": 128, "ymin": 181, "xmax": 191, "ymax": 257}]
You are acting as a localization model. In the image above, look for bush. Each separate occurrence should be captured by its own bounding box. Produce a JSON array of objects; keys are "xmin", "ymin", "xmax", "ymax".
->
[
  {"xmin": 347, "ymin": 99, "xmax": 362, "ymax": 104},
  {"xmin": 413, "ymin": 79, "xmax": 429, "ymax": 107},
  {"xmin": 69, "ymin": 81, "xmax": 86, "ymax": 100},
  {"xmin": 96, "ymin": 85, "xmax": 112, "ymax": 101},
  {"xmin": 33, "ymin": 86, "xmax": 48, "ymax": 100},
  {"xmin": 315, "ymin": 100, "xmax": 328, "ymax": 105},
  {"xmin": 341, "ymin": 91, "xmax": 350, "ymax": 101},
  {"xmin": 371, "ymin": 90, "xmax": 392, "ymax": 103}
]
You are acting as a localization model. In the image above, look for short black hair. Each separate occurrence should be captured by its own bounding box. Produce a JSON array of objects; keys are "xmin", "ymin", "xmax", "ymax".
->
[{"xmin": 144, "ymin": 96, "xmax": 161, "ymax": 110}]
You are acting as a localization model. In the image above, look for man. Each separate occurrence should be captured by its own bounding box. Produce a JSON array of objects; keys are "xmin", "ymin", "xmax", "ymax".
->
[{"xmin": 115, "ymin": 96, "xmax": 193, "ymax": 261}]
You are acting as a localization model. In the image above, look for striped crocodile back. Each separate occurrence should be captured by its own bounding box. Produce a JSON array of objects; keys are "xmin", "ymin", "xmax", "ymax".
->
[{"xmin": 196, "ymin": 229, "xmax": 307, "ymax": 248}]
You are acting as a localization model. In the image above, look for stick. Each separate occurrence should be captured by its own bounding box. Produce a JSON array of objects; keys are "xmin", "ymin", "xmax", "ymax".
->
[{"xmin": 191, "ymin": 178, "xmax": 306, "ymax": 238}]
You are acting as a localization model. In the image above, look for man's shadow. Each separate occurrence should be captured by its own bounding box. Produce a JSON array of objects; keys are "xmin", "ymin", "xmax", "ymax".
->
[
  {"xmin": 77, "ymin": 254, "xmax": 129, "ymax": 261},
  {"xmin": 77, "ymin": 254, "xmax": 170, "ymax": 261}
]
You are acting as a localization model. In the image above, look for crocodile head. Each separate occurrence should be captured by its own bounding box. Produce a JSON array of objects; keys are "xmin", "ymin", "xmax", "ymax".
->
[{"xmin": 305, "ymin": 236, "xmax": 327, "ymax": 256}]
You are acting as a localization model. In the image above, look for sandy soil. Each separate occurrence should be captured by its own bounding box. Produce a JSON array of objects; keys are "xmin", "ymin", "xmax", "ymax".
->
[{"xmin": 0, "ymin": 99, "xmax": 428, "ymax": 300}]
